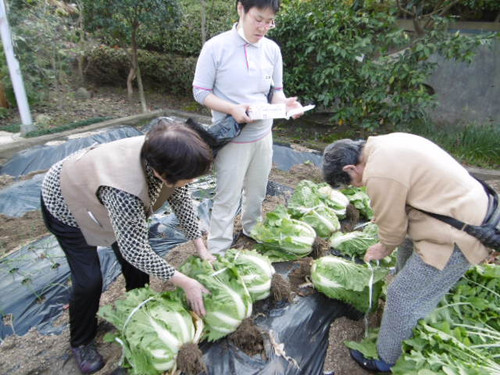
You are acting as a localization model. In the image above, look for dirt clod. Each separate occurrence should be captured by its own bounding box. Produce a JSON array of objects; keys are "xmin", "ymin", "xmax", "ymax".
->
[
  {"xmin": 288, "ymin": 257, "xmax": 314, "ymax": 295},
  {"xmin": 270, "ymin": 273, "xmax": 293, "ymax": 303},
  {"xmin": 311, "ymin": 236, "xmax": 330, "ymax": 259},
  {"xmin": 228, "ymin": 317, "xmax": 264, "ymax": 356},
  {"xmin": 176, "ymin": 343, "xmax": 207, "ymax": 375},
  {"xmin": 341, "ymin": 204, "xmax": 361, "ymax": 232}
]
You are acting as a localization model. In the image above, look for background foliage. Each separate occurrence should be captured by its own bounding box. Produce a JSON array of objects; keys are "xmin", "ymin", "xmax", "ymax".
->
[
  {"xmin": 272, "ymin": 0, "xmax": 495, "ymax": 131},
  {"xmin": 0, "ymin": 0, "xmax": 498, "ymax": 166},
  {"xmin": 1, "ymin": 0, "xmax": 81, "ymax": 105},
  {"xmin": 84, "ymin": 46, "xmax": 197, "ymax": 96}
]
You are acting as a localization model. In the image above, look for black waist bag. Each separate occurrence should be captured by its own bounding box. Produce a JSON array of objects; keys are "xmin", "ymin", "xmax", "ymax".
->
[
  {"xmin": 185, "ymin": 116, "xmax": 246, "ymax": 156},
  {"xmin": 416, "ymin": 178, "xmax": 500, "ymax": 251}
]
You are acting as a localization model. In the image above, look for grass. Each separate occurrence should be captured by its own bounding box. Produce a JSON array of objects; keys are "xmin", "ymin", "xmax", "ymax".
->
[
  {"xmin": 276, "ymin": 115, "xmax": 499, "ymax": 170},
  {"xmin": 24, "ymin": 117, "xmax": 114, "ymax": 138},
  {"xmin": 2, "ymin": 117, "xmax": 114, "ymax": 137},
  {"xmin": 403, "ymin": 120, "xmax": 500, "ymax": 169}
]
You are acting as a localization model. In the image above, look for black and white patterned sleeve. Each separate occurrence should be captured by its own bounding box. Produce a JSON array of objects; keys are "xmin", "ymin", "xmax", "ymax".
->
[
  {"xmin": 168, "ymin": 186, "xmax": 202, "ymax": 240},
  {"xmin": 99, "ymin": 186, "xmax": 176, "ymax": 280}
]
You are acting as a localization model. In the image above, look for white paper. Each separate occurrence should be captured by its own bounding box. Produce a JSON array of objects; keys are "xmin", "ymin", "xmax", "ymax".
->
[{"xmin": 248, "ymin": 103, "xmax": 315, "ymax": 120}]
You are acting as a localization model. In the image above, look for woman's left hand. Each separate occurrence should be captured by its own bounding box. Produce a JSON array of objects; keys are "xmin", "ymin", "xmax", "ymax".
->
[
  {"xmin": 364, "ymin": 242, "xmax": 393, "ymax": 262},
  {"xmin": 285, "ymin": 97, "xmax": 304, "ymax": 119}
]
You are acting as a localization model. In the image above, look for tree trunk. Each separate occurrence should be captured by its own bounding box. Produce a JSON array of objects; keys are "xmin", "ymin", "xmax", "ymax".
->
[
  {"xmin": 127, "ymin": 66, "xmax": 136, "ymax": 99},
  {"xmin": 136, "ymin": 64, "xmax": 148, "ymax": 113},
  {"xmin": 127, "ymin": 28, "xmax": 138, "ymax": 99},
  {"xmin": 75, "ymin": 0, "xmax": 85, "ymax": 84},
  {"xmin": 200, "ymin": 0, "xmax": 207, "ymax": 45},
  {"xmin": 412, "ymin": 17, "xmax": 425, "ymax": 36},
  {"xmin": 0, "ymin": 82, "xmax": 9, "ymax": 108}
]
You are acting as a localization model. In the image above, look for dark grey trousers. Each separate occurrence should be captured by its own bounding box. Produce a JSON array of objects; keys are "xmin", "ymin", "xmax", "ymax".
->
[{"xmin": 377, "ymin": 240, "xmax": 470, "ymax": 364}]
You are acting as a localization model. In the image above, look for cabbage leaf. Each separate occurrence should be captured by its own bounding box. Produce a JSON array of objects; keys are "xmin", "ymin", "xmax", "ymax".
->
[
  {"xmin": 329, "ymin": 230, "xmax": 379, "ymax": 258},
  {"xmin": 251, "ymin": 205, "xmax": 316, "ymax": 262},
  {"xmin": 311, "ymin": 256, "xmax": 388, "ymax": 313},
  {"xmin": 341, "ymin": 186, "xmax": 374, "ymax": 219},
  {"xmin": 220, "ymin": 249, "xmax": 275, "ymax": 302},
  {"xmin": 179, "ymin": 256, "xmax": 253, "ymax": 341},
  {"xmin": 98, "ymin": 286, "xmax": 196, "ymax": 374},
  {"xmin": 288, "ymin": 180, "xmax": 349, "ymax": 219}
]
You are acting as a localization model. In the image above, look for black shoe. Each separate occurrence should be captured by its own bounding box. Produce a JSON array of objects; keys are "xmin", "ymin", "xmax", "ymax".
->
[
  {"xmin": 231, "ymin": 231, "xmax": 242, "ymax": 246},
  {"xmin": 72, "ymin": 341, "xmax": 105, "ymax": 374},
  {"xmin": 349, "ymin": 349, "xmax": 393, "ymax": 373}
]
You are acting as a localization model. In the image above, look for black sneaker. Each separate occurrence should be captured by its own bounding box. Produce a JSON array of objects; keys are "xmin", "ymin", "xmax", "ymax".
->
[
  {"xmin": 349, "ymin": 349, "xmax": 393, "ymax": 373},
  {"xmin": 71, "ymin": 341, "xmax": 105, "ymax": 374}
]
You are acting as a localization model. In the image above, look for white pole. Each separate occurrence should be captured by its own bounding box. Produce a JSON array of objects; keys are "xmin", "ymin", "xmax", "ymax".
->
[{"xmin": 0, "ymin": 0, "xmax": 35, "ymax": 135}]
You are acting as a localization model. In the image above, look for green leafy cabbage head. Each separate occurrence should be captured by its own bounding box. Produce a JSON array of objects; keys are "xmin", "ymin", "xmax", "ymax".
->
[
  {"xmin": 179, "ymin": 256, "xmax": 253, "ymax": 342},
  {"xmin": 98, "ymin": 286, "xmax": 195, "ymax": 374}
]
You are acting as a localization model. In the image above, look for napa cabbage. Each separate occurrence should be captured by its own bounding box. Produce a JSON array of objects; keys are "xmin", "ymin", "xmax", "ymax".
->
[
  {"xmin": 220, "ymin": 248, "xmax": 275, "ymax": 302},
  {"xmin": 311, "ymin": 256, "xmax": 389, "ymax": 313},
  {"xmin": 288, "ymin": 180, "xmax": 349, "ymax": 219},
  {"xmin": 251, "ymin": 205, "xmax": 316, "ymax": 262},
  {"xmin": 179, "ymin": 256, "xmax": 253, "ymax": 341},
  {"xmin": 317, "ymin": 183, "xmax": 350, "ymax": 218},
  {"xmin": 291, "ymin": 204, "xmax": 341, "ymax": 238},
  {"xmin": 341, "ymin": 186, "xmax": 374, "ymax": 219},
  {"xmin": 329, "ymin": 230, "xmax": 379, "ymax": 258},
  {"xmin": 98, "ymin": 286, "xmax": 199, "ymax": 375}
]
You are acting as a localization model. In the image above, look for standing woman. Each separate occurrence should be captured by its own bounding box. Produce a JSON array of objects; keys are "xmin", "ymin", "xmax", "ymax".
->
[
  {"xmin": 40, "ymin": 120, "xmax": 215, "ymax": 374},
  {"xmin": 193, "ymin": 0, "xmax": 304, "ymax": 254}
]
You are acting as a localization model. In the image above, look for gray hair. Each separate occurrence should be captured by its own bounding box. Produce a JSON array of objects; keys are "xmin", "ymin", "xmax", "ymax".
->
[{"xmin": 322, "ymin": 139, "xmax": 366, "ymax": 187}]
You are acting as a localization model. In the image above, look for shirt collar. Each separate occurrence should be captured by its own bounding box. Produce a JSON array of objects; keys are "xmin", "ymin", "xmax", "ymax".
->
[{"xmin": 233, "ymin": 23, "xmax": 261, "ymax": 48}]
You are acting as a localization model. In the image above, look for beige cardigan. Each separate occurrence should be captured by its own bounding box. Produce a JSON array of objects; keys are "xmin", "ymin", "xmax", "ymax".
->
[
  {"xmin": 362, "ymin": 133, "xmax": 489, "ymax": 270},
  {"xmin": 60, "ymin": 136, "xmax": 174, "ymax": 246}
]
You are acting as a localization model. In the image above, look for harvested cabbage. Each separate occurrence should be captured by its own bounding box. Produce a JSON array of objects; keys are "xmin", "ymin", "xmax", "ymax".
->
[
  {"xmin": 341, "ymin": 186, "xmax": 374, "ymax": 219},
  {"xmin": 298, "ymin": 205, "xmax": 341, "ymax": 238},
  {"xmin": 251, "ymin": 205, "xmax": 316, "ymax": 262},
  {"xmin": 311, "ymin": 256, "xmax": 389, "ymax": 313},
  {"xmin": 330, "ymin": 230, "xmax": 379, "ymax": 258},
  {"xmin": 179, "ymin": 256, "xmax": 252, "ymax": 341},
  {"xmin": 288, "ymin": 180, "xmax": 349, "ymax": 219},
  {"xmin": 221, "ymin": 249, "xmax": 275, "ymax": 302},
  {"xmin": 98, "ymin": 286, "xmax": 200, "ymax": 375}
]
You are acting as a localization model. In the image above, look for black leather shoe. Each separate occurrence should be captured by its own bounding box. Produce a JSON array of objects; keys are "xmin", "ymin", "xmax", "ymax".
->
[
  {"xmin": 349, "ymin": 349, "xmax": 393, "ymax": 373},
  {"xmin": 72, "ymin": 341, "xmax": 105, "ymax": 374}
]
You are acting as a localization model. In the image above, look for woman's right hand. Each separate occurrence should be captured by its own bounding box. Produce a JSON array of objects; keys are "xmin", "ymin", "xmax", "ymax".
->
[
  {"xmin": 170, "ymin": 271, "xmax": 210, "ymax": 316},
  {"xmin": 230, "ymin": 104, "xmax": 253, "ymax": 124}
]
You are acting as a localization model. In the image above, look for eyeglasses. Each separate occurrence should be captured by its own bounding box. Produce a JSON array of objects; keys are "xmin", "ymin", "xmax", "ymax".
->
[{"xmin": 248, "ymin": 12, "xmax": 276, "ymax": 29}]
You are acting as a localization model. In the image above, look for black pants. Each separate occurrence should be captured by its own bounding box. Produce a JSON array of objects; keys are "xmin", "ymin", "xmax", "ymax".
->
[{"xmin": 40, "ymin": 197, "xmax": 149, "ymax": 347}]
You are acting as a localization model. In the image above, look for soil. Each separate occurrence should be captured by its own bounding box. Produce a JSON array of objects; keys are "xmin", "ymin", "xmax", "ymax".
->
[{"xmin": 0, "ymin": 86, "xmax": 498, "ymax": 375}]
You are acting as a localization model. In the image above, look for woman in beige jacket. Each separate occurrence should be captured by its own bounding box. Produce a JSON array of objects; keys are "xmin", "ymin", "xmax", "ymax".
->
[{"xmin": 322, "ymin": 132, "xmax": 490, "ymax": 372}]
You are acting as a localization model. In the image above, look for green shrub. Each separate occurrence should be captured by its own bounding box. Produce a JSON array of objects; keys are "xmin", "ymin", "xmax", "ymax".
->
[
  {"xmin": 139, "ymin": 0, "xmax": 234, "ymax": 56},
  {"xmin": 271, "ymin": 0, "xmax": 494, "ymax": 132},
  {"xmin": 0, "ymin": 0, "xmax": 82, "ymax": 106},
  {"xmin": 84, "ymin": 46, "xmax": 197, "ymax": 96}
]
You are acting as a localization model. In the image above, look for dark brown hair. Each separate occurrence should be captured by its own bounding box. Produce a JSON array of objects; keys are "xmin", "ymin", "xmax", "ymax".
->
[
  {"xmin": 237, "ymin": 0, "xmax": 280, "ymax": 13},
  {"xmin": 141, "ymin": 119, "xmax": 213, "ymax": 184}
]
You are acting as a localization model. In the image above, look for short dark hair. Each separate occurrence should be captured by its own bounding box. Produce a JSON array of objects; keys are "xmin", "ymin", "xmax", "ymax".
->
[
  {"xmin": 141, "ymin": 119, "xmax": 213, "ymax": 184},
  {"xmin": 322, "ymin": 139, "xmax": 366, "ymax": 187},
  {"xmin": 237, "ymin": 0, "xmax": 280, "ymax": 13}
]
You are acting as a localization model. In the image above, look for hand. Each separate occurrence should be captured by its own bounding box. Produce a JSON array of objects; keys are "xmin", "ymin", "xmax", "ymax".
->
[
  {"xmin": 364, "ymin": 242, "xmax": 393, "ymax": 262},
  {"xmin": 170, "ymin": 271, "xmax": 210, "ymax": 316},
  {"xmin": 193, "ymin": 238, "xmax": 216, "ymax": 263},
  {"xmin": 198, "ymin": 249, "xmax": 216, "ymax": 263},
  {"xmin": 285, "ymin": 97, "xmax": 304, "ymax": 119},
  {"xmin": 230, "ymin": 104, "xmax": 253, "ymax": 124}
]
